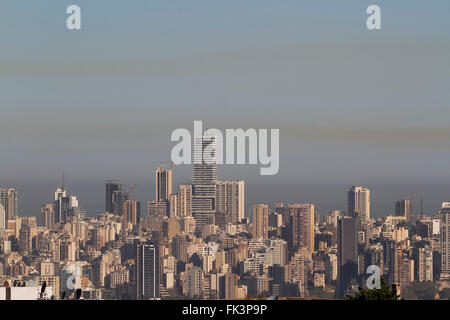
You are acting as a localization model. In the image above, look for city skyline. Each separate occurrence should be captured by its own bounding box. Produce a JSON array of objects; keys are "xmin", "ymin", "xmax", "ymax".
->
[
  {"xmin": 0, "ymin": 159, "xmax": 449, "ymax": 300},
  {"xmin": 3, "ymin": 171, "xmax": 450, "ymax": 225},
  {"xmin": 1, "ymin": 0, "xmax": 449, "ymax": 302}
]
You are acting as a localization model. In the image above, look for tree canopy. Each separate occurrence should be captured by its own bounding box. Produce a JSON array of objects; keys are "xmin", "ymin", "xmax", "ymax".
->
[{"xmin": 345, "ymin": 278, "xmax": 401, "ymax": 300}]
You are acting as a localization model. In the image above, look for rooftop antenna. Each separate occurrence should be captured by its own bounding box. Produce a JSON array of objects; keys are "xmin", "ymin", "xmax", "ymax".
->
[{"xmin": 62, "ymin": 172, "xmax": 66, "ymax": 189}]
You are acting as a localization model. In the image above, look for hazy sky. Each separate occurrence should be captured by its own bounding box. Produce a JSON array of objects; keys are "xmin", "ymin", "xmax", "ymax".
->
[{"xmin": 1, "ymin": 0, "xmax": 450, "ymax": 221}]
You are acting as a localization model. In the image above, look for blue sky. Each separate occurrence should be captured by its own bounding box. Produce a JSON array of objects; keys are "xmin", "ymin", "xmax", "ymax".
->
[{"xmin": 1, "ymin": 1, "xmax": 450, "ymax": 219}]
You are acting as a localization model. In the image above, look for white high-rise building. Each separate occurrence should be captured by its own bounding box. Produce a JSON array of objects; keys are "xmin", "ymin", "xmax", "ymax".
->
[
  {"xmin": 215, "ymin": 181, "xmax": 245, "ymax": 224},
  {"xmin": 54, "ymin": 186, "xmax": 66, "ymax": 201},
  {"xmin": 265, "ymin": 239, "xmax": 288, "ymax": 266},
  {"xmin": 54, "ymin": 186, "xmax": 81, "ymax": 224},
  {"xmin": 347, "ymin": 186, "xmax": 371, "ymax": 223},
  {"xmin": 413, "ymin": 245, "xmax": 433, "ymax": 282}
]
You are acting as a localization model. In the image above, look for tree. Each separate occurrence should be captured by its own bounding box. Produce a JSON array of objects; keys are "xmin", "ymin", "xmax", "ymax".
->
[
  {"xmin": 309, "ymin": 287, "xmax": 334, "ymax": 299},
  {"xmin": 438, "ymin": 287, "xmax": 450, "ymax": 300},
  {"xmin": 345, "ymin": 278, "xmax": 401, "ymax": 300},
  {"xmin": 402, "ymin": 281, "xmax": 438, "ymax": 300},
  {"xmin": 101, "ymin": 288, "xmax": 118, "ymax": 300}
]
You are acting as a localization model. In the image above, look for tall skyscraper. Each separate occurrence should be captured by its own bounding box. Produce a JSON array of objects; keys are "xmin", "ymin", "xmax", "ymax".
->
[
  {"xmin": 113, "ymin": 189, "xmax": 129, "ymax": 216},
  {"xmin": 325, "ymin": 210, "xmax": 341, "ymax": 228},
  {"xmin": 395, "ymin": 199, "xmax": 412, "ymax": 221},
  {"xmin": 275, "ymin": 202, "xmax": 289, "ymax": 225},
  {"xmin": 177, "ymin": 185, "xmax": 192, "ymax": 218},
  {"xmin": 136, "ymin": 242, "xmax": 160, "ymax": 299},
  {"xmin": 54, "ymin": 186, "xmax": 81, "ymax": 224},
  {"xmin": 220, "ymin": 272, "xmax": 240, "ymax": 299},
  {"xmin": 192, "ymin": 135, "xmax": 218, "ymax": 232},
  {"xmin": 193, "ymin": 135, "xmax": 218, "ymax": 186},
  {"xmin": 41, "ymin": 204, "xmax": 55, "ymax": 229},
  {"xmin": 172, "ymin": 235, "xmax": 188, "ymax": 263},
  {"xmin": 336, "ymin": 216, "xmax": 358, "ymax": 297},
  {"xmin": 184, "ymin": 265, "xmax": 203, "ymax": 298},
  {"xmin": 0, "ymin": 203, "xmax": 5, "ymax": 231},
  {"xmin": 54, "ymin": 186, "xmax": 67, "ymax": 224},
  {"xmin": 384, "ymin": 239, "xmax": 400, "ymax": 285},
  {"xmin": 106, "ymin": 181, "xmax": 121, "ymax": 213},
  {"xmin": 156, "ymin": 166, "xmax": 172, "ymax": 202},
  {"xmin": 19, "ymin": 225, "xmax": 32, "ymax": 254},
  {"xmin": 347, "ymin": 186, "xmax": 371, "ymax": 223},
  {"xmin": 289, "ymin": 203, "xmax": 315, "ymax": 253},
  {"xmin": 106, "ymin": 181, "xmax": 129, "ymax": 216},
  {"xmin": 0, "ymin": 188, "xmax": 19, "ymax": 221},
  {"xmin": 440, "ymin": 202, "xmax": 450, "ymax": 279},
  {"xmin": 169, "ymin": 194, "xmax": 178, "ymax": 218},
  {"xmin": 148, "ymin": 200, "xmax": 168, "ymax": 217},
  {"xmin": 413, "ymin": 245, "xmax": 433, "ymax": 282},
  {"xmin": 123, "ymin": 200, "xmax": 141, "ymax": 226},
  {"xmin": 252, "ymin": 204, "xmax": 269, "ymax": 239},
  {"xmin": 215, "ymin": 181, "xmax": 245, "ymax": 224}
]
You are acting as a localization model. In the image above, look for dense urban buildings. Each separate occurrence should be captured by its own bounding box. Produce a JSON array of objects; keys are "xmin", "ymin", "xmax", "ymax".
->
[{"xmin": 0, "ymin": 164, "xmax": 450, "ymax": 300}]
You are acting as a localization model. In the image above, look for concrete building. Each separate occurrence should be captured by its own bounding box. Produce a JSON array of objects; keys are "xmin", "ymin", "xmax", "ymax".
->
[
  {"xmin": 0, "ymin": 188, "xmax": 18, "ymax": 221},
  {"xmin": 177, "ymin": 185, "xmax": 193, "ymax": 218},
  {"xmin": 289, "ymin": 203, "xmax": 315, "ymax": 253},
  {"xmin": 348, "ymin": 186, "xmax": 371, "ymax": 223},
  {"xmin": 192, "ymin": 135, "xmax": 218, "ymax": 232},
  {"xmin": 0, "ymin": 203, "xmax": 5, "ymax": 231},
  {"xmin": 336, "ymin": 216, "xmax": 358, "ymax": 297},
  {"xmin": 215, "ymin": 181, "xmax": 245, "ymax": 224},
  {"xmin": 440, "ymin": 202, "xmax": 450, "ymax": 278},
  {"xmin": 395, "ymin": 199, "xmax": 413, "ymax": 222},
  {"xmin": 136, "ymin": 242, "xmax": 160, "ymax": 299},
  {"xmin": 156, "ymin": 166, "xmax": 173, "ymax": 202},
  {"xmin": 184, "ymin": 265, "xmax": 203, "ymax": 298},
  {"xmin": 252, "ymin": 204, "xmax": 269, "ymax": 239},
  {"xmin": 0, "ymin": 286, "xmax": 54, "ymax": 300}
]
